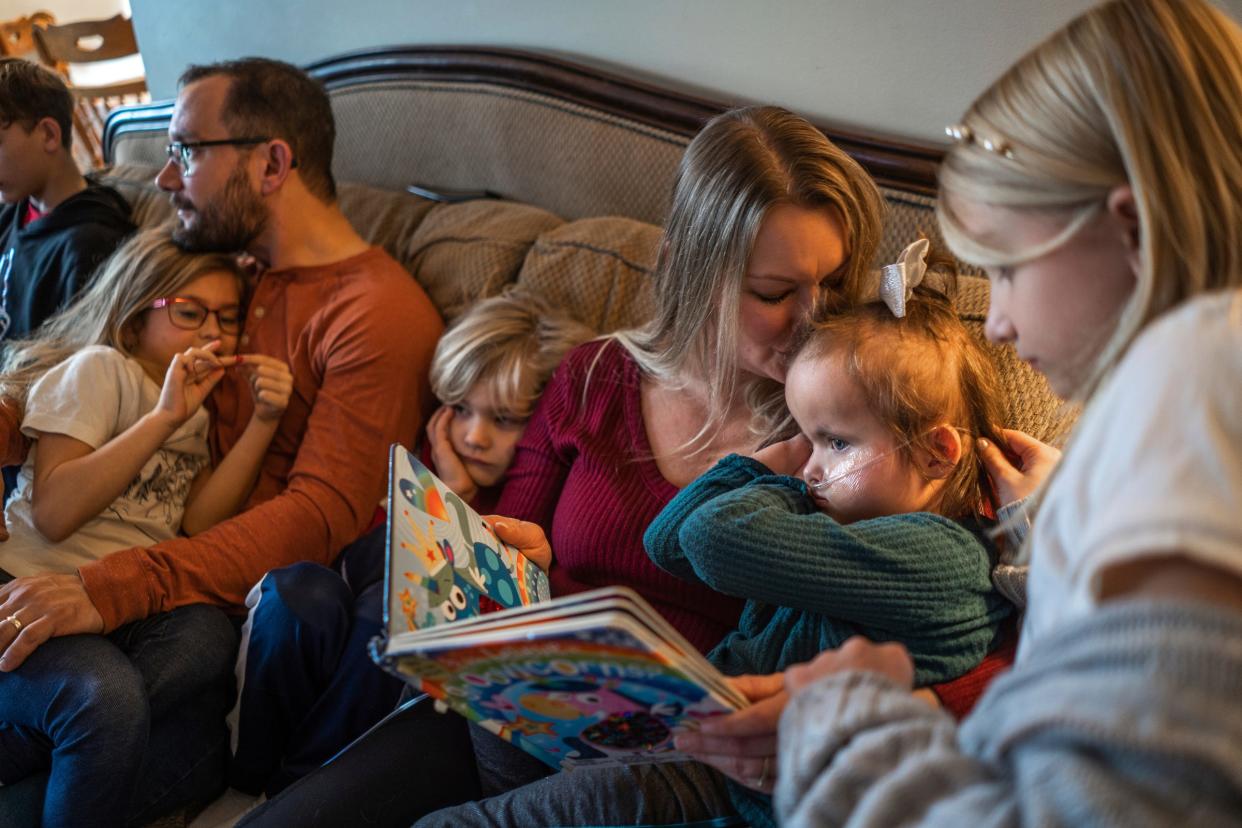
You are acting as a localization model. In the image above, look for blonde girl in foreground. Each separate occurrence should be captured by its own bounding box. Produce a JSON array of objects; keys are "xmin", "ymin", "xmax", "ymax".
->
[{"xmin": 769, "ymin": 0, "xmax": 1242, "ymax": 824}]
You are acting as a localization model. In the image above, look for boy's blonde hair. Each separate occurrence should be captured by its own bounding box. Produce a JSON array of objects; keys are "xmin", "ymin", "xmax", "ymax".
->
[
  {"xmin": 795, "ymin": 264, "xmax": 1008, "ymax": 519},
  {"xmin": 0, "ymin": 227, "xmax": 246, "ymax": 407},
  {"xmin": 614, "ymin": 105, "xmax": 885, "ymax": 448},
  {"xmin": 429, "ymin": 291, "xmax": 594, "ymax": 417},
  {"xmin": 938, "ymin": 0, "xmax": 1242, "ymax": 401}
]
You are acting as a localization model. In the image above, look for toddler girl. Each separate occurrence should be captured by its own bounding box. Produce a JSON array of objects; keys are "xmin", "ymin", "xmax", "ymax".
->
[
  {"xmin": 0, "ymin": 228, "xmax": 291, "ymax": 580},
  {"xmin": 645, "ymin": 242, "xmax": 1012, "ymax": 826}
]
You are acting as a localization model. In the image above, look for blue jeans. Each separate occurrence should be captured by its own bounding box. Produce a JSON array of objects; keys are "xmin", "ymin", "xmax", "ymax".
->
[
  {"xmin": 230, "ymin": 525, "xmax": 405, "ymax": 796},
  {"xmin": 0, "ymin": 602, "xmax": 239, "ymax": 828}
]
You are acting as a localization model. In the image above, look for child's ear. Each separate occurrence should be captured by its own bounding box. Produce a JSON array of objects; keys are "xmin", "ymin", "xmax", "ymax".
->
[
  {"xmin": 916, "ymin": 424, "xmax": 963, "ymax": 480},
  {"xmin": 36, "ymin": 117, "xmax": 63, "ymax": 153}
]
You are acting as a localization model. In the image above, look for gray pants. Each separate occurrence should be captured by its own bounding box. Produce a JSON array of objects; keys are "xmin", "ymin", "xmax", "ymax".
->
[{"xmin": 414, "ymin": 757, "xmax": 738, "ymax": 828}]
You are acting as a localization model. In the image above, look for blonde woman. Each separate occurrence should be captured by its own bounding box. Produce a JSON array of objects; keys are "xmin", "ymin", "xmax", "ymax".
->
[
  {"xmin": 239, "ymin": 104, "xmax": 886, "ymax": 828},
  {"xmin": 0, "ymin": 228, "xmax": 292, "ymax": 828},
  {"xmin": 772, "ymin": 1, "xmax": 1242, "ymax": 824}
]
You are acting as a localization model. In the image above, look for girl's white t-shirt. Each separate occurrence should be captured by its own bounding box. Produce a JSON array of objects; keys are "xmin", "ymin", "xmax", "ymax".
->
[
  {"xmin": 1020, "ymin": 289, "xmax": 1242, "ymax": 654},
  {"xmin": 0, "ymin": 345, "xmax": 210, "ymax": 577}
]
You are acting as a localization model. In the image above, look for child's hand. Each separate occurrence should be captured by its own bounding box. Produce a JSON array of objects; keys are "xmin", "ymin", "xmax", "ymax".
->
[
  {"xmin": 484, "ymin": 516, "xmax": 552, "ymax": 572},
  {"xmin": 156, "ymin": 342, "xmax": 232, "ymax": 426},
  {"xmin": 977, "ymin": 428, "xmax": 1061, "ymax": 506},
  {"xmin": 426, "ymin": 405, "xmax": 478, "ymax": 502},
  {"xmin": 751, "ymin": 433, "xmax": 812, "ymax": 477},
  {"xmin": 238, "ymin": 355, "xmax": 293, "ymax": 423}
]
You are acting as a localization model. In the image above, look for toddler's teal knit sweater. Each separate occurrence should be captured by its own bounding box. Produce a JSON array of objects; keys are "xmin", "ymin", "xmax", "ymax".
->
[{"xmin": 644, "ymin": 454, "xmax": 1012, "ymax": 828}]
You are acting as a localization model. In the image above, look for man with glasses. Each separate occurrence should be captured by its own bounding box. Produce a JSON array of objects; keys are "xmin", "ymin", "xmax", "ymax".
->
[{"xmin": 0, "ymin": 58, "xmax": 443, "ymax": 824}]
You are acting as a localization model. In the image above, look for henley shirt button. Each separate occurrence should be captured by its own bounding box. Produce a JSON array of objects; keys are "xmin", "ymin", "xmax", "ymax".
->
[{"xmin": 252, "ymin": 306, "xmax": 266, "ymax": 319}]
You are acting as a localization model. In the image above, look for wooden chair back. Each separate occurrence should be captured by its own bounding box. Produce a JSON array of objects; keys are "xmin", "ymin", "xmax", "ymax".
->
[{"xmin": 32, "ymin": 14, "xmax": 148, "ymax": 168}]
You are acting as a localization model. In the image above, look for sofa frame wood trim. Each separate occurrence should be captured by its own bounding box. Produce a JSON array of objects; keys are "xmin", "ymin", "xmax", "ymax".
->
[{"xmin": 104, "ymin": 45, "xmax": 942, "ymax": 195}]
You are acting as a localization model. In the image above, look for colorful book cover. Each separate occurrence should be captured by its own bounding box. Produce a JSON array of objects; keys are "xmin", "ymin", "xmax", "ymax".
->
[
  {"xmin": 389, "ymin": 611, "xmax": 743, "ymax": 769},
  {"xmin": 383, "ymin": 443, "xmax": 551, "ymax": 634}
]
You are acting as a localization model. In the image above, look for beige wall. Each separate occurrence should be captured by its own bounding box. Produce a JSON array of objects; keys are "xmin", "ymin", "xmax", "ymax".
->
[{"xmin": 124, "ymin": 0, "xmax": 1242, "ymax": 144}]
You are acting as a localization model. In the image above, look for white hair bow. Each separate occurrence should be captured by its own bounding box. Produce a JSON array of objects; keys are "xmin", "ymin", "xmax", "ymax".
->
[{"xmin": 873, "ymin": 238, "xmax": 929, "ymax": 318}]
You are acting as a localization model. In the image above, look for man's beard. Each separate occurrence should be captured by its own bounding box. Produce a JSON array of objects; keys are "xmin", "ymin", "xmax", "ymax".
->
[{"xmin": 172, "ymin": 163, "xmax": 268, "ymax": 253}]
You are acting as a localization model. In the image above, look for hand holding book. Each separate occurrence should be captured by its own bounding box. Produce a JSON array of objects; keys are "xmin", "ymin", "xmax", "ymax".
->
[{"xmin": 483, "ymin": 517, "xmax": 552, "ymax": 572}]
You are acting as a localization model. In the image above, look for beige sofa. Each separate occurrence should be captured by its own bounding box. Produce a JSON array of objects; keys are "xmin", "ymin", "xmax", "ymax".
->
[{"xmin": 100, "ymin": 45, "xmax": 1069, "ymax": 443}]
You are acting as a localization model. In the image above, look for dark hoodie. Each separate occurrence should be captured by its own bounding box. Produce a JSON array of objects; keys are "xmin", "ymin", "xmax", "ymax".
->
[{"xmin": 0, "ymin": 180, "xmax": 134, "ymax": 342}]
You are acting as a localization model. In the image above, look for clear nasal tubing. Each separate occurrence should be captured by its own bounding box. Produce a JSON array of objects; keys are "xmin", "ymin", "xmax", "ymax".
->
[{"xmin": 807, "ymin": 427, "xmax": 972, "ymax": 496}]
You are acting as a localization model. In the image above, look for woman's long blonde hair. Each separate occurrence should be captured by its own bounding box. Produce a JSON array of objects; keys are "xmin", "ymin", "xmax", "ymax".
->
[
  {"xmin": 613, "ymin": 105, "xmax": 885, "ymax": 449},
  {"xmin": 938, "ymin": 0, "xmax": 1242, "ymax": 402},
  {"xmin": 0, "ymin": 227, "xmax": 246, "ymax": 407}
]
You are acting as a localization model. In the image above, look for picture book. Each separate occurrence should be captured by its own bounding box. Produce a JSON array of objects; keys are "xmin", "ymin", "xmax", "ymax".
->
[
  {"xmin": 372, "ymin": 444, "xmax": 747, "ymax": 771},
  {"xmin": 382, "ymin": 443, "xmax": 551, "ymax": 632}
]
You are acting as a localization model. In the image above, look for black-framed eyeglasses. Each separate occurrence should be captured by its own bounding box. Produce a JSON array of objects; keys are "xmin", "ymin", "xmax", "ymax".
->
[
  {"xmin": 151, "ymin": 297, "xmax": 243, "ymax": 335},
  {"xmin": 164, "ymin": 138, "xmax": 271, "ymax": 177}
]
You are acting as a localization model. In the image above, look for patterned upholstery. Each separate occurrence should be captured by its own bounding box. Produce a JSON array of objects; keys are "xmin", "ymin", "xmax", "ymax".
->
[
  {"xmin": 517, "ymin": 216, "xmax": 660, "ymax": 333},
  {"xmin": 401, "ymin": 199, "xmax": 562, "ymax": 322}
]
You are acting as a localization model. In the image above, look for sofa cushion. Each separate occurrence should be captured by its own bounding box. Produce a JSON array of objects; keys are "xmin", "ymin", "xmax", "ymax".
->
[
  {"xmin": 405, "ymin": 200, "xmax": 563, "ymax": 323},
  {"xmin": 517, "ymin": 216, "xmax": 660, "ymax": 334}
]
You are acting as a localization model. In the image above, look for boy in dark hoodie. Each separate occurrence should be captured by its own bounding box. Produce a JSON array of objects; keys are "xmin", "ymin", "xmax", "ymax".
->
[{"xmin": 0, "ymin": 57, "xmax": 134, "ymax": 342}]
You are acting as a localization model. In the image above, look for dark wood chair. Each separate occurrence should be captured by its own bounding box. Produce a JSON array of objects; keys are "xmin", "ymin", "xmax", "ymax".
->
[{"xmin": 33, "ymin": 14, "xmax": 148, "ymax": 168}]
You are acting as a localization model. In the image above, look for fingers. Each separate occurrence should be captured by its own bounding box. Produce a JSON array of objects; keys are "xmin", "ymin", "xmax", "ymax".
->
[
  {"xmin": 687, "ymin": 749, "xmax": 777, "ymax": 793},
  {"xmin": 0, "ymin": 574, "xmax": 105, "ymax": 669},
  {"xmin": 697, "ymin": 687, "xmax": 787, "ymax": 737},
  {"xmin": 0, "ymin": 616, "xmax": 52, "ymax": 671},
  {"xmin": 727, "ymin": 672, "xmax": 786, "ymax": 704},
  {"xmin": 236, "ymin": 357, "xmax": 293, "ymax": 418},
  {"xmin": 483, "ymin": 516, "xmax": 547, "ymax": 549},
  {"xmin": 1000, "ymin": 428, "xmax": 1043, "ymax": 458},
  {"xmin": 1001, "ymin": 428, "xmax": 1062, "ymax": 467},
  {"xmin": 675, "ymin": 698, "xmax": 781, "ymax": 793},
  {"xmin": 976, "ymin": 436, "xmax": 1020, "ymax": 486},
  {"xmin": 249, "ymin": 367, "xmax": 292, "ymax": 399},
  {"xmin": 784, "ymin": 637, "xmax": 915, "ymax": 696},
  {"xmin": 426, "ymin": 406, "xmax": 453, "ymax": 450}
]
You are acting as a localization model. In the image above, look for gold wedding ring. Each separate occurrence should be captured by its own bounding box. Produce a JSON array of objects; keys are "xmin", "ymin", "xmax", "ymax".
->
[{"xmin": 3, "ymin": 613, "xmax": 21, "ymax": 633}]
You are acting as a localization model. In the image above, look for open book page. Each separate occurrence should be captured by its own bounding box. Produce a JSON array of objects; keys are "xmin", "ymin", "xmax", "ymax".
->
[
  {"xmin": 384, "ymin": 444, "xmax": 551, "ymax": 634},
  {"xmin": 390, "ymin": 610, "xmax": 745, "ymax": 770}
]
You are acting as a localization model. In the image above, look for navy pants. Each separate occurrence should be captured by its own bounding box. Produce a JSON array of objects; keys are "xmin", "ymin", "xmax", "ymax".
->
[
  {"xmin": 0, "ymin": 599, "xmax": 238, "ymax": 828},
  {"xmin": 237, "ymin": 694, "xmax": 481, "ymax": 828},
  {"xmin": 229, "ymin": 524, "xmax": 406, "ymax": 796}
]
